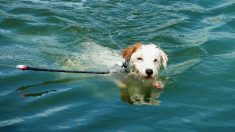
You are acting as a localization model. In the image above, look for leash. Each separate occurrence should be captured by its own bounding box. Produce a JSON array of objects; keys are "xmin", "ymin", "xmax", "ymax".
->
[{"xmin": 16, "ymin": 65, "xmax": 110, "ymax": 74}]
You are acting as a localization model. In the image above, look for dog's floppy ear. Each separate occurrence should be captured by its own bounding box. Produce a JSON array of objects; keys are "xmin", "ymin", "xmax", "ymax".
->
[
  {"xmin": 122, "ymin": 42, "xmax": 142, "ymax": 61},
  {"xmin": 159, "ymin": 50, "xmax": 168, "ymax": 69}
]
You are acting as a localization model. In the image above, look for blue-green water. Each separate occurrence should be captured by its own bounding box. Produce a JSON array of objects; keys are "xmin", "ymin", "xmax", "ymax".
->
[{"xmin": 1, "ymin": 0, "xmax": 235, "ymax": 131}]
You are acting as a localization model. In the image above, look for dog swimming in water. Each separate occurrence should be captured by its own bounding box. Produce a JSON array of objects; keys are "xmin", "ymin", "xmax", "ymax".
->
[{"xmin": 120, "ymin": 42, "xmax": 168, "ymax": 89}]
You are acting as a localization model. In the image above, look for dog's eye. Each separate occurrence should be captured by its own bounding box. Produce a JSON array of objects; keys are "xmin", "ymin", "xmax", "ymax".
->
[
  {"xmin": 154, "ymin": 59, "xmax": 158, "ymax": 62},
  {"xmin": 137, "ymin": 57, "xmax": 143, "ymax": 61}
]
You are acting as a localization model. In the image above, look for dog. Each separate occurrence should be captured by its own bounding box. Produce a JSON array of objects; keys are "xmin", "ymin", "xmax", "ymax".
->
[
  {"xmin": 121, "ymin": 42, "xmax": 168, "ymax": 89},
  {"xmin": 111, "ymin": 42, "xmax": 168, "ymax": 105}
]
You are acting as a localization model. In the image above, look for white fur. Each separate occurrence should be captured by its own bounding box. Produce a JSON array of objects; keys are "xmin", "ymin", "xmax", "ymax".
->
[{"xmin": 129, "ymin": 44, "xmax": 168, "ymax": 80}]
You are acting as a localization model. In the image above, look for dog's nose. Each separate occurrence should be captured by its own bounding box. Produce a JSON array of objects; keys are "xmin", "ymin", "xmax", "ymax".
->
[{"xmin": 146, "ymin": 69, "xmax": 153, "ymax": 76}]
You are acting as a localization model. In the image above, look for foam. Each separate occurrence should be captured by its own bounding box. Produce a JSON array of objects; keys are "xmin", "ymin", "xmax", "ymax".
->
[{"xmin": 63, "ymin": 41, "xmax": 124, "ymax": 71}]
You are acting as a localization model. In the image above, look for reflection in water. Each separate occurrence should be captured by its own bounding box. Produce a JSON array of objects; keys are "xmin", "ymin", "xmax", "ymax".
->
[
  {"xmin": 16, "ymin": 77, "xmax": 89, "ymax": 97},
  {"xmin": 120, "ymin": 86, "xmax": 162, "ymax": 105},
  {"xmin": 113, "ymin": 73, "xmax": 166, "ymax": 106},
  {"xmin": 16, "ymin": 74, "xmax": 166, "ymax": 105},
  {"xmin": 21, "ymin": 90, "xmax": 57, "ymax": 97},
  {"xmin": 16, "ymin": 78, "xmax": 81, "ymax": 92}
]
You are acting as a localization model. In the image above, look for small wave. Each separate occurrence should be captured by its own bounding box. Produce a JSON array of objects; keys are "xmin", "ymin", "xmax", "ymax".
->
[
  {"xmin": 166, "ymin": 58, "xmax": 202, "ymax": 76},
  {"xmin": 23, "ymin": 0, "xmax": 87, "ymax": 8},
  {"xmin": 167, "ymin": 2, "xmax": 206, "ymax": 13},
  {"xmin": 208, "ymin": 1, "xmax": 235, "ymax": 13},
  {"xmin": 0, "ymin": 105, "xmax": 72, "ymax": 127}
]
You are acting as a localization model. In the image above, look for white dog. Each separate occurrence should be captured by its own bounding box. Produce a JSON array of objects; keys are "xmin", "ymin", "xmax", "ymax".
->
[{"xmin": 121, "ymin": 42, "xmax": 168, "ymax": 89}]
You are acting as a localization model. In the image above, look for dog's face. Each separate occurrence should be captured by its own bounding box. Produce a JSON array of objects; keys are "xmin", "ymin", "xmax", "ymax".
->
[{"xmin": 122, "ymin": 43, "xmax": 168, "ymax": 79}]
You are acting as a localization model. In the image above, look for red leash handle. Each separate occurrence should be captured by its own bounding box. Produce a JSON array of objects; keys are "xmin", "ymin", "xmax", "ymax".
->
[{"xmin": 16, "ymin": 65, "xmax": 28, "ymax": 70}]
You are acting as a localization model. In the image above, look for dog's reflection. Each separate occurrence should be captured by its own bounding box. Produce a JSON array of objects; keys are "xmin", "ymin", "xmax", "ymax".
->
[
  {"xmin": 120, "ymin": 85, "xmax": 161, "ymax": 105},
  {"xmin": 16, "ymin": 76, "xmax": 164, "ymax": 106},
  {"xmin": 113, "ymin": 74, "xmax": 164, "ymax": 105}
]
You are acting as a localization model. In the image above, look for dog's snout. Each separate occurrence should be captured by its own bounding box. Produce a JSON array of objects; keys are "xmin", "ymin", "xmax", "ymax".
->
[{"xmin": 146, "ymin": 69, "xmax": 153, "ymax": 76}]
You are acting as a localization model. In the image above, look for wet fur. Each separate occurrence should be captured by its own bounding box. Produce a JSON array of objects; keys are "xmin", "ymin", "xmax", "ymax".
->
[{"xmin": 121, "ymin": 42, "xmax": 168, "ymax": 89}]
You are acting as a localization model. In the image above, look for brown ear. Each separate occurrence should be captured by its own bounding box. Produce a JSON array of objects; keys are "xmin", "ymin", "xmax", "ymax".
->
[{"xmin": 122, "ymin": 42, "xmax": 142, "ymax": 61}]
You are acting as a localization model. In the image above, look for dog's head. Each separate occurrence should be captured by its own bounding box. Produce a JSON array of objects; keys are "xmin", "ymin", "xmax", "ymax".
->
[{"xmin": 122, "ymin": 42, "xmax": 168, "ymax": 79}]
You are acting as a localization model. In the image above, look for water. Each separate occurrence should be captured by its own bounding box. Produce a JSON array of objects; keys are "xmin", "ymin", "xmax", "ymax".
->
[{"xmin": 0, "ymin": 0, "xmax": 235, "ymax": 131}]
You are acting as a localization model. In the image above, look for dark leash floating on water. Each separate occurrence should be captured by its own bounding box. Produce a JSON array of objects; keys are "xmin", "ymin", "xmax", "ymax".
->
[
  {"xmin": 16, "ymin": 62, "xmax": 128, "ymax": 74},
  {"xmin": 16, "ymin": 65, "xmax": 110, "ymax": 74}
]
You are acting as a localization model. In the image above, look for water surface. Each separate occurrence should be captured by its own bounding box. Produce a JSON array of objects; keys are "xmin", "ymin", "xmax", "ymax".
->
[{"xmin": 0, "ymin": 0, "xmax": 235, "ymax": 131}]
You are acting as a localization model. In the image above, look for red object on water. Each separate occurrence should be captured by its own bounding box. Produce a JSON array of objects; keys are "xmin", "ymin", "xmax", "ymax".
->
[
  {"xmin": 22, "ymin": 65, "xmax": 27, "ymax": 70},
  {"xmin": 16, "ymin": 65, "xmax": 28, "ymax": 70}
]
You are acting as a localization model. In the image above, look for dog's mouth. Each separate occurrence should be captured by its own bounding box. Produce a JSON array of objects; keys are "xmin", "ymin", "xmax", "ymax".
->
[
  {"xmin": 142, "ymin": 75, "xmax": 153, "ymax": 80},
  {"xmin": 130, "ymin": 70, "xmax": 154, "ymax": 80}
]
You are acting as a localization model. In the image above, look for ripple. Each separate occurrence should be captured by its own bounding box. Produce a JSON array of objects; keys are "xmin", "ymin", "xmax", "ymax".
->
[
  {"xmin": 0, "ymin": 118, "xmax": 24, "ymax": 127},
  {"xmin": 0, "ymin": 105, "xmax": 72, "ymax": 127},
  {"xmin": 1, "ymin": 0, "xmax": 235, "ymax": 131},
  {"xmin": 202, "ymin": 15, "xmax": 227, "ymax": 25},
  {"xmin": 166, "ymin": 2, "xmax": 206, "ymax": 13},
  {"xmin": 167, "ymin": 58, "xmax": 202, "ymax": 76},
  {"xmin": 208, "ymin": 1, "xmax": 235, "ymax": 13},
  {"xmin": 22, "ymin": 0, "xmax": 87, "ymax": 9},
  {"xmin": 31, "ymin": 105, "xmax": 72, "ymax": 117}
]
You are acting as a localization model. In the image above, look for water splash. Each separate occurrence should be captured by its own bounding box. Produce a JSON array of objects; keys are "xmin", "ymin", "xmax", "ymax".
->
[{"xmin": 62, "ymin": 41, "xmax": 124, "ymax": 71}]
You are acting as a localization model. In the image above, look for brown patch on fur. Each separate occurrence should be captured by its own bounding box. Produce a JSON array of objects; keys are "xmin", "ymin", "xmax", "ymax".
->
[{"xmin": 122, "ymin": 42, "xmax": 142, "ymax": 61}]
